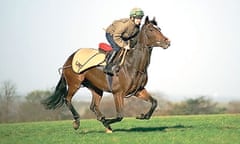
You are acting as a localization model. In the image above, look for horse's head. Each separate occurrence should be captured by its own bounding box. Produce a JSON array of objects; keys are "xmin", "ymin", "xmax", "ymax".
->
[{"xmin": 140, "ymin": 16, "xmax": 170, "ymax": 49}]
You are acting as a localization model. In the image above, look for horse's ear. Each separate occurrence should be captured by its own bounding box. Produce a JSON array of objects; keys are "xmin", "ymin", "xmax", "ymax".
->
[
  {"xmin": 153, "ymin": 16, "xmax": 156, "ymax": 21},
  {"xmin": 151, "ymin": 16, "xmax": 158, "ymax": 25},
  {"xmin": 145, "ymin": 16, "xmax": 150, "ymax": 24}
]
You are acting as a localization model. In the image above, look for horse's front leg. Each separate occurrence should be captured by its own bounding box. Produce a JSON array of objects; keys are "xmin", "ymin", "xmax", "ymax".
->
[
  {"xmin": 101, "ymin": 93, "xmax": 124, "ymax": 133},
  {"xmin": 135, "ymin": 88, "xmax": 157, "ymax": 120}
]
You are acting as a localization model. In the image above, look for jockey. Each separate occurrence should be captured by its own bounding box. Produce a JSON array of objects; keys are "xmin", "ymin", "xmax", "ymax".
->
[{"xmin": 104, "ymin": 8, "xmax": 144, "ymax": 76}]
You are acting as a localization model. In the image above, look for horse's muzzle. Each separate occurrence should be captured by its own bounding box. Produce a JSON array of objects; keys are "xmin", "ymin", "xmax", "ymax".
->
[{"xmin": 156, "ymin": 40, "xmax": 170, "ymax": 49}]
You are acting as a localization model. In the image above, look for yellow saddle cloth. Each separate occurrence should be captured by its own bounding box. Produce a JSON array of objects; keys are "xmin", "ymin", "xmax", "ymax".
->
[{"xmin": 72, "ymin": 48, "xmax": 106, "ymax": 73}]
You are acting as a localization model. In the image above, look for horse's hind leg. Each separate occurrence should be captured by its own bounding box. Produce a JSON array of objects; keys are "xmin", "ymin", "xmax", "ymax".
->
[
  {"xmin": 135, "ymin": 88, "xmax": 157, "ymax": 120},
  {"xmin": 65, "ymin": 85, "xmax": 81, "ymax": 130}
]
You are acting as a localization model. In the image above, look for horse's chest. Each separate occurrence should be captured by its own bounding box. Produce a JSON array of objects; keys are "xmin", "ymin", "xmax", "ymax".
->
[{"xmin": 131, "ymin": 72, "xmax": 147, "ymax": 89}]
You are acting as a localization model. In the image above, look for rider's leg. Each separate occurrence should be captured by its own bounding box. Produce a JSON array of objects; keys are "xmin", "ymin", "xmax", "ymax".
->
[
  {"xmin": 104, "ymin": 33, "xmax": 121, "ymax": 76},
  {"xmin": 104, "ymin": 50, "xmax": 118, "ymax": 76}
]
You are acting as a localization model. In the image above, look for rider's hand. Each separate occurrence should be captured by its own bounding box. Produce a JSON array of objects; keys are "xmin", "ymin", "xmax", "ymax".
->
[{"xmin": 124, "ymin": 45, "xmax": 130, "ymax": 50}]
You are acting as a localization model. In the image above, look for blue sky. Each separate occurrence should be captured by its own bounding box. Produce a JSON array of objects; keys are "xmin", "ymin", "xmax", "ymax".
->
[{"xmin": 0, "ymin": 0, "xmax": 240, "ymax": 101}]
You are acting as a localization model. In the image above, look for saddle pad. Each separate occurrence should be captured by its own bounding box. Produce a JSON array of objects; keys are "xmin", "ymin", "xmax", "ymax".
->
[{"xmin": 72, "ymin": 48, "xmax": 106, "ymax": 73}]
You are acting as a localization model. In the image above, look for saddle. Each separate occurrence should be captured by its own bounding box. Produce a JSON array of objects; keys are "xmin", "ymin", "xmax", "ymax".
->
[{"xmin": 72, "ymin": 43, "xmax": 112, "ymax": 73}]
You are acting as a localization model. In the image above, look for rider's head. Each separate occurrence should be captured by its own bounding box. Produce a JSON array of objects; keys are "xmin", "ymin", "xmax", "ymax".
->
[{"xmin": 130, "ymin": 8, "xmax": 144, "ymax": 26}]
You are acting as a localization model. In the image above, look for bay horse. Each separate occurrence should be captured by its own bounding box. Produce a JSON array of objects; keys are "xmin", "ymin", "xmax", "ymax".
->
[{"xmin": 42, "ymin": 16, "xmax": 170, "ymax": 133}]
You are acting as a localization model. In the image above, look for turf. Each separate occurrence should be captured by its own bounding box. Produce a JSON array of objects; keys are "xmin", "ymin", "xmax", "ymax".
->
[{"xmin": 0, "ymin": 114, "xmax": 239, "ymax": 144}]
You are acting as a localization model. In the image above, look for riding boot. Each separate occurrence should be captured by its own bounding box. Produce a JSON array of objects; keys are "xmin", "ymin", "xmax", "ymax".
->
[{"xmin": 104, "ymin": 51, "xmax": 118, "ymax": 76}]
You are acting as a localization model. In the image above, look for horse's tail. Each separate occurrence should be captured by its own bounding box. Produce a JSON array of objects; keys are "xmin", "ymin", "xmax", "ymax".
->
[{"xmin": 41, "ymin": 75, "xmax": 67, "ymax": 110}]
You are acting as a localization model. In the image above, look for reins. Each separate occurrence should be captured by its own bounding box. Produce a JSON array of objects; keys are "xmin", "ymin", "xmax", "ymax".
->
[
  {"xmin": 118, "ymin": 40, "xmax": 130, "ymax": 66},
  {"xmin": 118, "ymin": 48, "xmax": 128, "ymax": 66}
]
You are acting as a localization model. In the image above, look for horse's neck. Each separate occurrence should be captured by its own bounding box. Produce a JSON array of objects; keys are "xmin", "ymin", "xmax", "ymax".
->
[
  {"xmin": 126, "ymin": 44, "xmax": 151, "ymax": 73},
  {"xmin": 124, "ymin": 27, "xmax": 152, "ymax": 73}
]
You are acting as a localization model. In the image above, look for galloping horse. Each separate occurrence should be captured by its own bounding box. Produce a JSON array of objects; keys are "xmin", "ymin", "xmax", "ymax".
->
[{"xmin": 42, "ymin": 16, "xmax": 170, "ymax": 133}]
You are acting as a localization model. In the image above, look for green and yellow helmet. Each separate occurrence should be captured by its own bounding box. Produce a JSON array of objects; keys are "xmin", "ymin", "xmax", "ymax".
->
[{"xmin": 130, "ymin": 8, "xmax": 144, "ymax": 18}]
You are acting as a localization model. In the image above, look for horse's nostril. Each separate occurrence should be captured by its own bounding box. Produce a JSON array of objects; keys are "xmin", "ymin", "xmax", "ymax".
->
[{"xmin": 165, "ymin": 38, "xmax": 170, "ymax": 42}]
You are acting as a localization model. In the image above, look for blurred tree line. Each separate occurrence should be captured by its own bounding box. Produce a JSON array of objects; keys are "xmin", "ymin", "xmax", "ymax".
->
[{"xmin": 0, "ymin": 80, "xmax": 239, "ymax": 123}]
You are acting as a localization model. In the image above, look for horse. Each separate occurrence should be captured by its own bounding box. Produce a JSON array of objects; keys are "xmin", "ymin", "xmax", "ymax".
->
[{"xmin": 41, "ymin": 16, "xmax": 170, "ymax": 133}]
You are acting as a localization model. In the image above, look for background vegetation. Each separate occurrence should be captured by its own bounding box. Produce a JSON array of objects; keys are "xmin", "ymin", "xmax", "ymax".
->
[{"xmin": 0, "ymin": 80, "xmax": 239, "ymax": 123}]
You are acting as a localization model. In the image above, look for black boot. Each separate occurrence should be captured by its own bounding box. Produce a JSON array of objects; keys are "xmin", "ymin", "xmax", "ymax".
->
[{"xmin": 104, "ymin": 51, "xmax": 118, "ymax": 76}]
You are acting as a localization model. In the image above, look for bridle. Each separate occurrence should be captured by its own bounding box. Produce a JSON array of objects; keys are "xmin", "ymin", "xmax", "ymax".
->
[{"xmin": 144, "ymin": 23, "xmax": 167, "ymax": 48}]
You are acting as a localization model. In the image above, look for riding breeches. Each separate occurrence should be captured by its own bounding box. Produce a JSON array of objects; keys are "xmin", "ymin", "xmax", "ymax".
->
[{"xmin": 105, "ymin": 33, "xmax": 121, "ymax": 52}]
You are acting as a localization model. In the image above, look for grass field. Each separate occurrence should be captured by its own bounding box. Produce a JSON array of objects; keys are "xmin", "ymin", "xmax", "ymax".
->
[{"xmin": 0, "ymin": 114, "xmax": 239, "ymax": 144}]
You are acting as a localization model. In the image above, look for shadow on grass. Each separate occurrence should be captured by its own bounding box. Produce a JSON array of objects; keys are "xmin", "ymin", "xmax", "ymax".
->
[
  {"xmin": 114, "ymin": 124, "xmax": 193, "ymax": 132},
  {"xmin": 76, "ymin": 125, "xmax": 193, "ymax": 134}
]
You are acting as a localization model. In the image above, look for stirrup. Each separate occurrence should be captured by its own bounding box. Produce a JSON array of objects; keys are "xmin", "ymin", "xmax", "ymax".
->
[
  {"xmin": 105, "ymin": 71, "xmax": 114, "ymax": 76},
  {"xmin": 104, "ymin": 69, "xmax": 114, "ymax": 76},
  {"xmin": 104, "ymin": 65, "xmax": 114, "ymax": 76}
]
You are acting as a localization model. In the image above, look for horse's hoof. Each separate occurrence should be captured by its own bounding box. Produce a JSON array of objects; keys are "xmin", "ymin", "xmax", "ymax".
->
[
  {"xmin": 73, "ymin": 120, "xmax": 80, "ymax": 130},
  {"xmin": 136, "ymin": 114, "xmax": 150, "ymax": 120},
  {"xmin": 105, "ymin": 128, "xmax": 113, "ymax": 133},
  {"xmin": 136, "ymin": 114, "xmax": 145, "ymax": 119}
]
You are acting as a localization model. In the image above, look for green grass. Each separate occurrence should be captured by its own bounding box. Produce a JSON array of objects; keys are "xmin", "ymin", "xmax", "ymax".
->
[{"xmin": 0, "ymin": 114, "xmax": 239, "ymax": 144}]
